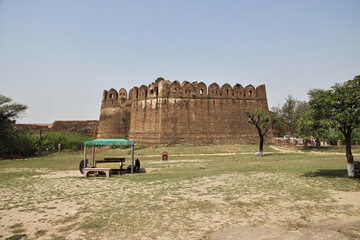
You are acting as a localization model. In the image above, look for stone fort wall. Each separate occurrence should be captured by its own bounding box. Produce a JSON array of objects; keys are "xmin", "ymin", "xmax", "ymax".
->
[
  {"xmin": 97, "ymin": 77, "xmax": 272, "ymax": 145},
  {"xmin": 15, "ymin": 120, "xmax": 98, "ymax": 138}
]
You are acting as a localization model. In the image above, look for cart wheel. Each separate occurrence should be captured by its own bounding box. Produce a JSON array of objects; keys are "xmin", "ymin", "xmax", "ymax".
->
[{"xmin": 79, "ymin": 160, "xmax": 85, "ymax": 174}]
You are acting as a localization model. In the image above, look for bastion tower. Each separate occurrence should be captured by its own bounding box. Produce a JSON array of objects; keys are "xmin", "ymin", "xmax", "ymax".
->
[{"xmin": 97, "ymin": 77, "xmax": 271, "ymax": 146}]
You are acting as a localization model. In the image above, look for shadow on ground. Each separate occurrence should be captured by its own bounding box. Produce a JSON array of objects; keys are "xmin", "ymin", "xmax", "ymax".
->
[{"xmin": 303, "ymin": 169, "xmax": 360, "ymax": 179}]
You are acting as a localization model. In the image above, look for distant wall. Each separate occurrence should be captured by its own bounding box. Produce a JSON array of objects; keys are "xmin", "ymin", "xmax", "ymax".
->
[
  {"xmin": 51, "ymin": 120, "xmax": 98, "ymax": 137},
  {"xmin": 15, "ymin": 124, "xmax": 52, "ymax": 135},
  {"xmin": 15, "ymin": 120, "xmax": 99, "ymax": 138}
]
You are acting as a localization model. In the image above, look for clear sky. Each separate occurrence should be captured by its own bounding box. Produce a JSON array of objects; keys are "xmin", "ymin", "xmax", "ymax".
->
[{"xmin": 0, "ymin": 0, "xmax": 359, "ymax": 123}]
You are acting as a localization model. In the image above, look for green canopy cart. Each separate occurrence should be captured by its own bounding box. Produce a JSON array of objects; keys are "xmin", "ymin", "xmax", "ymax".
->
[{"xmin": 80, "ymin": 139, "xmax": 135, "ymax": 175}]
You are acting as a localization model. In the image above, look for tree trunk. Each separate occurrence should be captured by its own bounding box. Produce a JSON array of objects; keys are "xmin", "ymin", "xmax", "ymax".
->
[
  {"xmin": 259, "ymin": 134, "xmax": 264, "ymax": 156},
  {"xmin": 345, "ymin": 131, "xmax": 354, "ymax": 177}
]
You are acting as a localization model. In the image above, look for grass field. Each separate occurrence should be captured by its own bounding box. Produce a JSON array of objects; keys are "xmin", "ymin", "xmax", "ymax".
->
[{"xmin": 0, "ymin": 144, "xmax": 360, "ymax": 240}]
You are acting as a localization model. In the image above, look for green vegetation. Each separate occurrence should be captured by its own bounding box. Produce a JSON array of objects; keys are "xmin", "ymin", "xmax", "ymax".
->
[
  {"xmin": 272, "ymin": 76, "xmax": 360, "ymax": 177},
  {"xmin": 41, "ymin": 131, "xmax": 92, "ymax": 151},
  {"xmin": 0, "ymin": 94, "xmax": 27, "ymax": 158},
  {"xmin": 301, "ymin": 75, "xmax": 360, "ymax": 176},
  {"xmin": 1, "ymin": 144, "xmax": 360, "ymax": 239},
  {"xmin": 272, "ymin": 95, "xmax": 308, "ymax": 136},
  {"xmin": 246, "ymin": 108, "xmax": 277, "ymax": 155},
  {"xmin": 0, "ymin": 94, "xmax": 92, "ymax": 158},
  {"xmin": 5, "ymin": 234, "xmax": 27, "ymax": 240}
]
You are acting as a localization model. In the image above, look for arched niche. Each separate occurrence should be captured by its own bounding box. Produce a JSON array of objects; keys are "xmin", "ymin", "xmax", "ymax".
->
[
  {"xmin": 208, "ymin": 83, "xmax": 220, "ymax": 98},
  {"xmin": 169, "ymin": 81, "xmax": 181, "ymax": 98},
  {"xmin": 128, "ymin": 87, "xmax": 138, "ymax": 100},
  {"xmin": 195, "ymin": 82, "xmax": 207, "ymax": 98},
  {"xmin": 182, "ymin": 82, "xmax": 195, "ymax": 98},
  {"xmin": 244, "ymin": 85, "xmax": 256, "ymax": 98},
  {"xmin": 220, "ymin": 83, "xmax": 233, "ymax": 98},
  {"xmin": 147, "ymin": 83, "xmax": 158, "ymax": 98},
  {"xmin": 233, "ymin": 84, "xmax": 244, "ymax": 98},
  {"xmin": 107, "ymin": 88, "xmax": 118, "ymax": 100},
  {"xmin": 139, "ymin": 85, "xmax": 148, "ymax": 99},
  {"xmin": 119, "ymin": 88, "xmax": 127, "ymax": 100}
]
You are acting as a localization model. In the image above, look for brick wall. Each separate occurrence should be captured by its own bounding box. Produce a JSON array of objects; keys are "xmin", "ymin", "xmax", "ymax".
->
[
  {"xmin": 97, "ymin": 78, "xmax": 272, "ymax": 146},
  {"xmin": 15, "ymin": 120, "xmax": 98, "ymax": 138}
]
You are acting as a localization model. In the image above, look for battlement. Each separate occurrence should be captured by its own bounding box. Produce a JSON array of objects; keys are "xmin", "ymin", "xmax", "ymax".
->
[
  {"xmin": 101, "ymin": 77, "xmax": 267, "ymax": 105},
  {"xmin": 97, "ymin": 77, "xmax": 271, "ymax": 145}
]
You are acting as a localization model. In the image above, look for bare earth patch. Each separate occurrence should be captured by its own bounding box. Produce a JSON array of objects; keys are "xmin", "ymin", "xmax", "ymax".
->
[
  {"xmin": 210, "ymin": 220, "xmax": 360, "ymax": 240},
  {"xmin": 35, "ymin": 170, "xmax": 80, "ymax": 179},
  {"xmin": 1, "ymin": 149, "xmax": 360, "ymax": 239}
]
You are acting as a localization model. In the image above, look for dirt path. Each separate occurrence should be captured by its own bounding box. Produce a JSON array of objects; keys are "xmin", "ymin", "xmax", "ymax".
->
[{"xmin": 270, "ymin": 145, "xmax": 303, "ymax": 154}]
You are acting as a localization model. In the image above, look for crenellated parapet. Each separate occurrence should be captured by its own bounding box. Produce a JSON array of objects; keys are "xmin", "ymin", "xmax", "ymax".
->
[
  {"xmin": 101, "ymin": 77, "xmax": 267, "ymax": 106},
  {"xmin": 97, "ymin": 77, "xmax": 271, "ymax": 145}
]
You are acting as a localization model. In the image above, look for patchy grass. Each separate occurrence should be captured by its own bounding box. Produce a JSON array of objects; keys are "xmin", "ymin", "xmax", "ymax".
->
[
  {"xmin": 1, "ymin": 144, "xmax": 360, "ymax": 239},
  {"xmin": 5, "ymin": 234, "xmax": 27, "ymax": 240},
  {"xmin": 301, "ymin": 145, "xmax": 360, "ymax": 154},
  {"xmin": 35, "ymin": 229, "xmax": 47, "ymax": 237}
]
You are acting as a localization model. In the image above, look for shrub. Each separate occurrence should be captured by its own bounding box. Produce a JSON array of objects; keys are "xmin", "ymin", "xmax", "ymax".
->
[
  {"xmin": 41, "ymin": 132, "xmax": 92, "ymax": 151},
  {"xmin": 8, "ymin": 133, "xmax": 40, "ymax": 157}
]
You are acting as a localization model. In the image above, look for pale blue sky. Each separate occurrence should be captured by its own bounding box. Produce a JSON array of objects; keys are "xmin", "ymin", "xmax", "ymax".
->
[{"xmin": 0, "ymin": 0, "xmax": 359, "ymax": 123}]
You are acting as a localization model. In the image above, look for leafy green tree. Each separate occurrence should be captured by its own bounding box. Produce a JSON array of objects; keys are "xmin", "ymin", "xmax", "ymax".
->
[
  {"xmin": 246, "ymin": 108, "xmax": 277, "ymax": 156},
  {"xmin": 0, "ymin": 94, "xmax": 27, "ymax": 157},
  {"xmin": 272, "ymin": 95, "xmax": 308, "ymax": 136},
  {"xmin": 307, "ymin": 76, "xmax": 360, "ymax": 177},
  {"xmin": 352, "ymin": 128, "xmax": 360, "ymax": 142},
  {"xmin": 296, "ymin": 111, "xmax": 330, "ymax": 147},
  {"xmin": 296, "ymin": 89, "xmax": 330, "ymax": 147}
]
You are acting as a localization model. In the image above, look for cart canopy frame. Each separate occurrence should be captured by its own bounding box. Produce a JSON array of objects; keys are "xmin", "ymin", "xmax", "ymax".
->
[{"xmin": 83, "ymin": 139, "xmax": 135, "ymax": 174}]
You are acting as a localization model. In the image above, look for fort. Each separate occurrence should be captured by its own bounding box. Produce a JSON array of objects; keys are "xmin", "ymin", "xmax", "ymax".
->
[{"xmin": 97, "ymin": 77, "xmax": 272, "ymax": 146}]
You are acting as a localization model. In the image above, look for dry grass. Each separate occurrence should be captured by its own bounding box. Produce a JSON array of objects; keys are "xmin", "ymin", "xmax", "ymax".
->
[{"xmin": 0, "ymin": 144, "xmax": 360, "ymax": 239}]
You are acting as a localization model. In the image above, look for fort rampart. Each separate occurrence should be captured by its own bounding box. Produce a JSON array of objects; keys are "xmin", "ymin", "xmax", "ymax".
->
[
  {"xmin": 97, "ymin": 77, "xmax": 272, "ymax": 146},
  {"xmin": 15, "ymin": 120, "xmax": 98, "ymax": 138}
]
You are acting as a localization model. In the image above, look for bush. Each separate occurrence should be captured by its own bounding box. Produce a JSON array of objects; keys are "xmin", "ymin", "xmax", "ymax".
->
[
  {"xmin": 41, "ymin": 132, "xmax": 92, "ymax": 151},
  {"xmin": 8, "ymin": 133, "xmax": 40, "ymax": 157}
]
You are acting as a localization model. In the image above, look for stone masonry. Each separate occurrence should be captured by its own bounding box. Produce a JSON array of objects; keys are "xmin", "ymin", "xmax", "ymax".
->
[{"xmin": 97, "ymin": 77, "xmax": 272, "ymax": 146}]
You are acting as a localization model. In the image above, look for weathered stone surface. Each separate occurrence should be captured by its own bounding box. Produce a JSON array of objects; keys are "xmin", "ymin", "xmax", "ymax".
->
[
  {"xmin": 97, "ymin": 78, "xmax": 272, "ymax": 146},
  {"xmin": 15, "ymin": 120, "xmax": 98, "ymax": 137}
]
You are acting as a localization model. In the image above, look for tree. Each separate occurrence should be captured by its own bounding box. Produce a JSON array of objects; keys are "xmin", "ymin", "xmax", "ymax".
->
[
  {"xmin": 296, "ymin": 110, "xmax": 329, "ymax": 148},
  {"xmin": 271, "ymin": 95, "xmax": 308, "ymax": 136},
  {"xmin": 308, "ymin": 76, "xmax": 360, "ymax": 177},
  {"xmin": 0, "ymin": 94, "xmax": 27, "ymax": 157},
  {"xmin": 246, "ymin": 108, "xmax": 277, "ymax": 156},
  {"xmin": 296, "ymin": 89, "xmax": 330, "ymax": 148}
]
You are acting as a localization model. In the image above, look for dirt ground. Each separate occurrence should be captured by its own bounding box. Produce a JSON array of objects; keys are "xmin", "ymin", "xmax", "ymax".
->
[
  {"xmin": 1, "ymin": 147, "xmax": 360, "ymax": 239},
  {"xmin": 1, "ymin": 169, "xmax": 359, "ymax": 239},
  {"xmin": 210, "ymin": 219, "xmax": 360, "ymax": 240}
]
